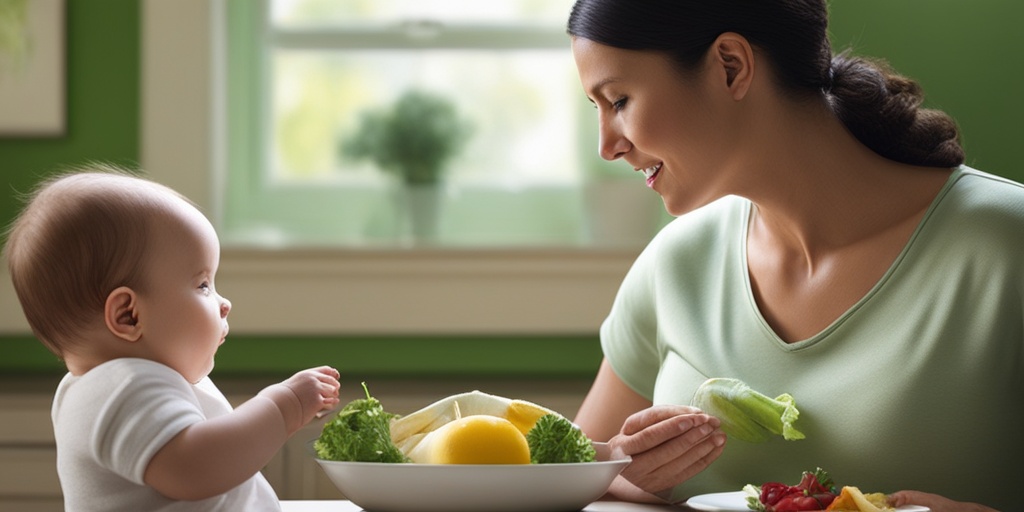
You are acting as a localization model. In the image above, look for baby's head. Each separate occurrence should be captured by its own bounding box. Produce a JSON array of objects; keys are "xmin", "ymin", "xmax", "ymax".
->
[{"xmin": 4, "ymin": 164, "xmax": 231, "ymax": 381}]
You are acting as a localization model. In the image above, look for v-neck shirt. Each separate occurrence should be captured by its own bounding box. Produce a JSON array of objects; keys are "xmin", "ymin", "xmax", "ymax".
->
[{"xmin": 599, "ymin": 166, "xmax": 1023, "ymax": 509}]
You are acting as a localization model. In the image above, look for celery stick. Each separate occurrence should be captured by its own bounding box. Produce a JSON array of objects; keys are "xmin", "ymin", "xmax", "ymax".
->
[{"xmin": 691, "ymin": 378, "xmax": 805, "ymax": 443}]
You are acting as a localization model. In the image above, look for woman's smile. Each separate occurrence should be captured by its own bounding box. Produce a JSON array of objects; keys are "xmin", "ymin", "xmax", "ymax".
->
[{"xmin": 639, "ymin": 163, "xmax": 663, "ymax": 188}]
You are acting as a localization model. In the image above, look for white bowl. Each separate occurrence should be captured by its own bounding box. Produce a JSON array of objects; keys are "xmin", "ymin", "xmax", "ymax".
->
[{"xmin": 313, "ymin": 443, "xmax": 630, "ymax": 512}]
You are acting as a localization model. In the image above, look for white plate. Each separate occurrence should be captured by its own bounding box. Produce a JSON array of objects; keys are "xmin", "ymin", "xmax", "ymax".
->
[
  {"xmin": 313, "ymin": 444, "xmax": 630, "ymax": 512},
  {"xmin": 685, "ymin": 491, "xmax": 930, "ymax": 511}
]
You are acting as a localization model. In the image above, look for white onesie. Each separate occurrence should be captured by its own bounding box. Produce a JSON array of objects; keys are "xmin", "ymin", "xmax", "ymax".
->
[{"xmin": 51, "ymin": 358, "xmax": 281, "ymax": 511}]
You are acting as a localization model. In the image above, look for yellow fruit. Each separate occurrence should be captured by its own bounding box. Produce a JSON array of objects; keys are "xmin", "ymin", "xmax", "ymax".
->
[{"xmin": 429, "ymin": 415, "xmax": 531, "ymax": 464}]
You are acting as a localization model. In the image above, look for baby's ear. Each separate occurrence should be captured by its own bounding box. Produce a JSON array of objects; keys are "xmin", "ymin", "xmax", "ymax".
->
[{"xmin": 104, "ymin": 286, "xmax": 142, "ymax": 342}]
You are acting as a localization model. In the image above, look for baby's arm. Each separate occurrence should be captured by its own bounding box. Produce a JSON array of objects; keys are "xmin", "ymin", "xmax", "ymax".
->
[{"xmin": 143, "ymin": 366, "xmax": 341, "ymax": 501}]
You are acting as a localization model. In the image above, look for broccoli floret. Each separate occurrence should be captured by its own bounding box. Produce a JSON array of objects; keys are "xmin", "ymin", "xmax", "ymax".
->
[
  {"xmin": 526, "ymin": 414, "xmax": 597, "ymax": 464},
  {"xmin": 313, "ymin": 382, "xmax": 408, "ymax": 463}
]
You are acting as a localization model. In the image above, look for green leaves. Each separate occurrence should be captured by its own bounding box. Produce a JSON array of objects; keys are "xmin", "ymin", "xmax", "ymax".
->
[
  {"xmin": 526, "ymin": 414, "xmax": 597, "ymax": 464},
  {"xmin": 314, "ymin": 382, "xmax": 409, "ymax": 463},
  {"xmin": 691, "ymin": 378, "xmax": 805, "ymax": 443},
  {"xmin": 341, "ymin": 89, "xmax": 472, "ymax": 186}
]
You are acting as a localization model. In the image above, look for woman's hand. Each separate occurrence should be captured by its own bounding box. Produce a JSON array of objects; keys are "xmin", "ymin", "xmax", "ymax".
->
[
  {"xmin": 888, "ymin": 490, "xmax": 999, "ymax": 512},
  {"xmin": 608, "ymin": 404, "xmax": 727, "ymax": 498}
]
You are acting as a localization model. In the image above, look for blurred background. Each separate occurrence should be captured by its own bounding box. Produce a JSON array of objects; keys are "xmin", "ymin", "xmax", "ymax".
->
[{"xmin": 1, "ymin": 0, "xmax": 1021, "ymax": 508}]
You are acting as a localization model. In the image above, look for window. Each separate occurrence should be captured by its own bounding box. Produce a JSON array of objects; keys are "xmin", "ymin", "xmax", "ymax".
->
[{"xmin": 223, "ymin": 0, "xmax": 664, "ymax": 248}]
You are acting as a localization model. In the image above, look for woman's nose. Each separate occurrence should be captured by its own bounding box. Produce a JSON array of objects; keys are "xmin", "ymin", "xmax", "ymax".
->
[
  {"xmin": 220, "ymin": 297, "xmax": 232, "ymax": 318},
  {"xmin": 598, "ymin": 119, "xmax": 630, "ymax": 161}
]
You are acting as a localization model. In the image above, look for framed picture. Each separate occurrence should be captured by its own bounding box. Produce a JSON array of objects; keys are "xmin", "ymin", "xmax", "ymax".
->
[{"xmin": 0, "ymin": 0, "xmax": 66, "ymax": 137}]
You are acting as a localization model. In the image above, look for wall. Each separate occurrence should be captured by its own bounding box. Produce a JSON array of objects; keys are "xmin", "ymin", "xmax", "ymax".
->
[
  {"xmin": 2, "ymin": 1, "xmax": 1022, "ymax": 378},
  {"xmin": 0, "ymin": 1, "xmax": 140, "ymax": 375},
  {"xmin": 0, "ymin": 0, "xmax": 140, "ymax": 223},
  {"xmin": 828, "ymin": 0, "xmax": 1023, "ymax": 179}
]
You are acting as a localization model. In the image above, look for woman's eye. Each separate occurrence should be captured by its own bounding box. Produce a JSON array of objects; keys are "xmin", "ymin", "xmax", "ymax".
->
[{"xmin": 612, "ymin": 97, "xmax": 628, "ymax": 111}]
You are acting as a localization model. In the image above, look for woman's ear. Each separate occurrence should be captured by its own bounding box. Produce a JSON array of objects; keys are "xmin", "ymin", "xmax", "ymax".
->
[
  {"xmin": 711, "ymin": 32, "xmax": 755, "ymax": 100},
  {"xmin": 105, "ymin": 286, "xmax": 142, "ymax": 342}
]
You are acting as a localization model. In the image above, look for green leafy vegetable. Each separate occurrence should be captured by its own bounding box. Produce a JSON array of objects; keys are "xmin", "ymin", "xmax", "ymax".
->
[
  {"xmin": 691, "ymin": 378, "xmax": 805, "ymax": 443},
  {"xmin": 526, "ymin": 414, "xmax": 597, "ymax": 464},
  {"xmin": 313, "ymin": 382, "xmax": 409, "ymax": 463}
]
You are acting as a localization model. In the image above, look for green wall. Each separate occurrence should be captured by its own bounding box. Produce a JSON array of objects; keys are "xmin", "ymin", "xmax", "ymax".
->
[
  {"xmin": 1, "ymin": 1, "xmax": 141, "ymax": 375},
  {"xmin": 0, "ymin": 0, "xmax": 140, "ymax": 223},
  {"xmin": 2, "ymin": 1, "xmax": 1022, "ymax": 377},
  {"xmin": 828, "ymin": 0, "xmax": 1024, "ymax": 181}
]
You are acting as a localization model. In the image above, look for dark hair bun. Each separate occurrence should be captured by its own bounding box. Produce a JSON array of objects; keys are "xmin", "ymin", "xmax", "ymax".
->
[{"xmin": 828, "ymin": 53, "xmax": 964, "ymax": 168}]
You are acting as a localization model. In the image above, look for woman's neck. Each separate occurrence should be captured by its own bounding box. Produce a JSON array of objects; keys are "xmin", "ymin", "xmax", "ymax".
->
[{"xmin": 736, "ymin": 97, "xmax": 951, "ymax": 263}]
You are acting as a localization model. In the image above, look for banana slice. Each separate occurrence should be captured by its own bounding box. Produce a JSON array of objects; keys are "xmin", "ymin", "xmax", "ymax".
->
[{"xmin": 390, "ymin": 390, "xmax": 558, "ymax": 463}]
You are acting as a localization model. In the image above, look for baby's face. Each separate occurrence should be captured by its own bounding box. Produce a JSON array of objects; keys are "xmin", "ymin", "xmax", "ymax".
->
[{"xmin": 135, "ymin": 200, "xmax": 231, "ymax": 384}]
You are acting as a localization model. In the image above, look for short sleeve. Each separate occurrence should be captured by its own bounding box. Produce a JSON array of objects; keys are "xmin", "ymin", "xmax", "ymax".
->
[
  {"xmin": 600, "ymin": 236, "xmax": 662, "ymax": 400},
  {"xmin": 88, "ymin": 360, "xmax": 206, "ymax": 485}
]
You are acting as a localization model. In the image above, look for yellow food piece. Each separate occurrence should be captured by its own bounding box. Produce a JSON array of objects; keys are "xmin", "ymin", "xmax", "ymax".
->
[
  {"xmin": 390, "ymin": 391, "xmax": 560, "ymax": 462},
  {"xmin": 505, "ymin": 399, "xmax": 553, "ymax": 435},
  {"xmin": 428, "ymin": 415, "xmax": 531, "ymax": 464},
  {"xmin": 827, "ymin": 486, "xmax": 893, "ymax": 512}
]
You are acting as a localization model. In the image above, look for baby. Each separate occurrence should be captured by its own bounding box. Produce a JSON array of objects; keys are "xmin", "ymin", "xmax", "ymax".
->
[{"xmin": 4, "ymin": 165, "xmax": 341, "ymax": 511}]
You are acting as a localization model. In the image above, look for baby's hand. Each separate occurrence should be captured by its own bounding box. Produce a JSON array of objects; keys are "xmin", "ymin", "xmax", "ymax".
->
[{"xmin": 260, "ymin": 366, "xmax": 341, "ymax": 434}]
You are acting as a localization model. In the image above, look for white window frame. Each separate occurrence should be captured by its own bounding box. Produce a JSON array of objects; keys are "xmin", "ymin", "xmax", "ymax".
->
[
  {"xmin": 228, "ymin": 1, "xmax": 601, "ymax": 247},
  {"xmin": 135, "ymin": 0, "xmax": 641, "ymax": 337}
]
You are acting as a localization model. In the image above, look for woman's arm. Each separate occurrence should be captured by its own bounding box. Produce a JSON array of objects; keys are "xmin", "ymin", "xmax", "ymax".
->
[
  {"xmin": 143, "ymin": 367, "xmax": 339, "ymax": 501},
  {"xmin": 574, "ymin": 358, "xmax": 652, "ymax": 441}
]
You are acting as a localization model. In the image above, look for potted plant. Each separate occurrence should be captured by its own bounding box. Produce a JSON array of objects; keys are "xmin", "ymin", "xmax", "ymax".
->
[{"xmin": 341, "ymin": 89, "xmax": 472, "ymax": 243}]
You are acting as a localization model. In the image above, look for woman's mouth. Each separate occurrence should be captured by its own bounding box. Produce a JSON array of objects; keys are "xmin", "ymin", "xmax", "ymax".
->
[{"xmin": 641, "ymin": 163, "xmax": 662, "ymax": 188}]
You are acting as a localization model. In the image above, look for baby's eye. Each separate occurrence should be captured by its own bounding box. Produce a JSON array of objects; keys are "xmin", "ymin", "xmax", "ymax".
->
[{"xmin": 199, "ymin": 282, "xmax": 211, "ymax": 295}]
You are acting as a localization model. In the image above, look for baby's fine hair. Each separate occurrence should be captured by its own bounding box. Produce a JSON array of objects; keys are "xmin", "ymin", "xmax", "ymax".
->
[{"xmin": 3, "ymin": 164, "xmax": 192, "ymax": 357}]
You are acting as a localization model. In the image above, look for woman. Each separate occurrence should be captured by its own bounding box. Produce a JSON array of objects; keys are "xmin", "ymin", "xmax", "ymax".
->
[{"xmin": 567, "ymin": 1, "xmax": 1021, "ymax": 511}]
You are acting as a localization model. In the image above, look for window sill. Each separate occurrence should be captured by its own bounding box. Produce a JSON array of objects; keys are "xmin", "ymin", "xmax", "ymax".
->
[
  {"xmin": 215, "ymin": 246, "xmax": 638, "ymax": 334},
  {"xmin": 1, "ymin": 245, "xmax": 637, "ymax": 336}
]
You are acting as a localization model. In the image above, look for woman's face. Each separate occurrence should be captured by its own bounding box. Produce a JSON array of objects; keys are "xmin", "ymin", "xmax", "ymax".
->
[{"xmin": 572, "ymin": 37, "xmax": 739, "ymax": 216}]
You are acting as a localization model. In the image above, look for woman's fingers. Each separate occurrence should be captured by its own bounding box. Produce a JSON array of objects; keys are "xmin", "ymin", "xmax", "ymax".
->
[
  {"xmin": 611, "ymin": 405, "xmax": 727, "ymax": 495},
  {"xmin": 620, "ymin": 404, "xmax": 707, "ymax": 435},
  {"xmin": 640, "ymin": 433, "xmax": 725, "ymax": 490},
  {"xmin": 615, "ymin": 405, "xmax": 719, "ymax": 456},
  {"xmin": 888, "ymin": 491, "xmax": 996, "ymax": 512}
]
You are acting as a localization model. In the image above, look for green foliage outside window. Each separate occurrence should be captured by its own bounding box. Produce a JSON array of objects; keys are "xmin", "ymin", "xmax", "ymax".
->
[{"xmin": 341, "ymin": 89, "xmax": 473, "ymax": 186}]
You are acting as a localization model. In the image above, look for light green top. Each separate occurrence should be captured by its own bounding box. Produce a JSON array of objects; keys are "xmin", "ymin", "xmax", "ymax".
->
[{"xmin": 601, "ymin": 166, "xmax": 1023, "ymax": 509}]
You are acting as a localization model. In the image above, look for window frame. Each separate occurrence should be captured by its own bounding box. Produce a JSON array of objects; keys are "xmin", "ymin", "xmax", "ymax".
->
[
  {"xmin": 225, "ymin": 0, "xmax": 618, "ymax": 248},
  {"xmin": 139, "ymin": 0, "xmax": 643, "ymax": 336}
]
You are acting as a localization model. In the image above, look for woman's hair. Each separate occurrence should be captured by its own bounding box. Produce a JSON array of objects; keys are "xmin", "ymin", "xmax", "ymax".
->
[
  {"xmin": 567, "ymin": 0, "xmax": 964, "ymax": 168},
  {"xmin": 3, "ymin": 164, "xmax": 188, "ymax": 357}
]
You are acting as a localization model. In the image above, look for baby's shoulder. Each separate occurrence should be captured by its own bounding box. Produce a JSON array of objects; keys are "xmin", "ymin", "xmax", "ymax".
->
[{"xmin": 58, "ymin": 359, "xmax": 186, "ymax": 403}]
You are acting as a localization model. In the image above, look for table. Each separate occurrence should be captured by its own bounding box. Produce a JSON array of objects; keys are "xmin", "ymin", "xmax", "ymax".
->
[{"xmin": 281, "ymin": 500, "xmax": 688, "ymax": 511}]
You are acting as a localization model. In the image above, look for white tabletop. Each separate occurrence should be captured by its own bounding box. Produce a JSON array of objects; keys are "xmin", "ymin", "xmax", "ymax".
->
[{"xmin": 281, "ymin": 500, "xmax": 684, "ymax": 511}]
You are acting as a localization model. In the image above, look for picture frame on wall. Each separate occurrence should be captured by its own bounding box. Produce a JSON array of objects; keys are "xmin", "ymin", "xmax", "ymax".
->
[{"xmin": 0, "ymin": 0, "xmax": 66, "ymax": 138}]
